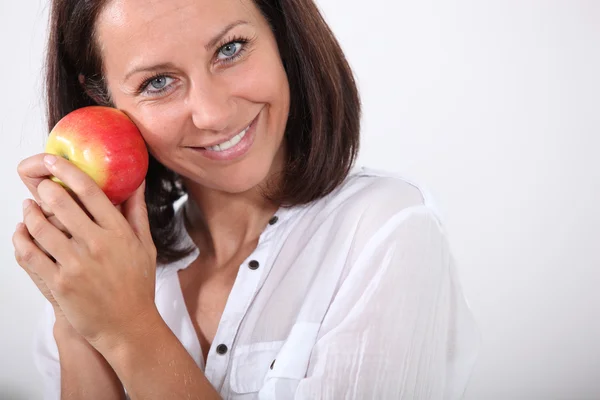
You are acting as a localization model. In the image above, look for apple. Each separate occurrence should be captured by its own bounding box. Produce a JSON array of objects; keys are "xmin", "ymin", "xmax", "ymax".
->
[{"xmin": 45, "ymin": 106, "xmax": 149, "ymax": 205}]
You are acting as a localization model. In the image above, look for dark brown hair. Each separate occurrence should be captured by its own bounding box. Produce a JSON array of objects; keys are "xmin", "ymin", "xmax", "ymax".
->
[{"xmin": 46, "ymin": 0, "xmax": 361, "ymax": 264}]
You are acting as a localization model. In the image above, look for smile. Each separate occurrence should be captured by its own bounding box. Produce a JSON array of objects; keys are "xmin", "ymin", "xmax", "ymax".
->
[
  {"xmin": 190, "ymin": 110, "xmax": 261, "ymax": 162},
  {"xmin": 204, "ymin": 124, "xmax": 251, "ymax": 152}
]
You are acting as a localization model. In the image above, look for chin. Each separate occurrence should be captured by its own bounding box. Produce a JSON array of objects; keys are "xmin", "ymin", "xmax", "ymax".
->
[
  {"xmin": 175, "ymin": 135, "xmax": 286, "ymax": 196},
  {"xmin": 204, "ymin": 139, "xmax": 286, "ymax": 195},
  {"xmin": 199, "ymin": 163, "xmax": 275, "ymax": 195}
]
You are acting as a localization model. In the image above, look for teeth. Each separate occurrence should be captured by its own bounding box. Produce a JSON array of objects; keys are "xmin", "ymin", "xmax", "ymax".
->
[{"xmin": 207, "ymin": 125, "xmax": 250, "ymax": 152}]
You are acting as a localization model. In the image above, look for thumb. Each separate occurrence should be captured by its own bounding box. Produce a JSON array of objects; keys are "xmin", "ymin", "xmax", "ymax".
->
[{"xmin": 121, "ymin": 180, "xmax": 152, "ymax": 247}]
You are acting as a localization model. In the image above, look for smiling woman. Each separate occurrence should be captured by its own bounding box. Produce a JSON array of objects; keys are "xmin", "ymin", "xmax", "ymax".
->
[{"xmin": 13, "ymin": 0, "xmax": 480, "ymax": 398}]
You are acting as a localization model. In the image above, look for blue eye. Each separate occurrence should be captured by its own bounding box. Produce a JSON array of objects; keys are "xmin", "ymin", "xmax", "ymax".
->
[
  {"xmin": 217, "ymin": 41, "xmax": 244, "ymax": 61},
  {"xmin": 150, "ymin": 77, "xmax": 166, "ymax": 89},
  {"xmin": 141, "ymin": 75, "xmax": 175, "ymax": 95},
  {"xmin": 149, "ymin": 76, "xmax": 171, "ymax": 91}
]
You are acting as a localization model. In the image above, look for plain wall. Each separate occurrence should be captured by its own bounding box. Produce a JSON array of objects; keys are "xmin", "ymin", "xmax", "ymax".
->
[{"xmin": 1, "ymin": 0, "xmax": 598, "ymax": 399}]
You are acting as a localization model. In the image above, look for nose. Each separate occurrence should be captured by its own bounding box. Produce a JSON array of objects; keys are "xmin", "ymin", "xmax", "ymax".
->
[{"xmin": 188, "ymin": 77, "xmax": 235, "ymax": 133}]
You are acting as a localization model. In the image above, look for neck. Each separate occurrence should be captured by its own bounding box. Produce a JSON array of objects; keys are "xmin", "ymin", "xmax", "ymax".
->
[
  {"xmin": 180, "ymin": 150, "xmax": 286, "ymax": 266},
  {"xmin": 182, "ymin": 183, "xmax": 279, "ymax": 264}
]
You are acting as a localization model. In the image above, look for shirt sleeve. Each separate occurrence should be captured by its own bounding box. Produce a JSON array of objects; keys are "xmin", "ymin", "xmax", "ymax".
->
[
  {"xmin": 32, "ymin": 301, "xmax": 61, "ymax": 400},
  {"xmin": 294, "ymin": 206, "xmax": 480, "ymax": 400}
]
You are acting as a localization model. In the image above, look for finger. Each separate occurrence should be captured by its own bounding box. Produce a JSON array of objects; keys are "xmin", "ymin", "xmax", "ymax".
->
[
  {"xmin": 33, "ymin": 237, "xmax": 57, "ymax": 263},
  {"xmin": 121, "ymin": 180, "xmax": 154, "ymax": 252},
  {"xmin": 13, "ymin": 222, "xmax": 59, "ymax": 286},
  {"xmin": 16, "ymin": 154, "xmax": 86, "ymax": 222},
  {"xmin": 22, "ymin": 199, "xmax": 74, "ymax": 267},
  {"xmin": 42, "ymin": 195, "xmax": 91, "ymax": 221},
  {"xmin": 17, "ymin": 154, "xmax": 54, "ymax": 204},
  {"xmin": 37, "ymin": 178, "xmax": 101, "ymax": 242},
  {"xmin": 43, "ymin": 154, "xmax": 119, "ymax": 229},
  {"xmin": 46, "ymin": 215, "xmax": 72, "ymax": 239},
  {"xmin": 40, "ymin": 200, "xmax": 54, "ymax": 217}
]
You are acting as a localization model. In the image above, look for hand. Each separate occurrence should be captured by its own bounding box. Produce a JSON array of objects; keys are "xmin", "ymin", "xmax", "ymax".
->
[
  {"xmin": 17, "ymin": 153, "xmax": 123, "ymax": 233},
  {"xmin": 15, "ymin": 154, "xmax": 123, "ymax": 324},
  {"xmin": 13, "ymin": 154, "xmax": 158, "ymax": 351}
]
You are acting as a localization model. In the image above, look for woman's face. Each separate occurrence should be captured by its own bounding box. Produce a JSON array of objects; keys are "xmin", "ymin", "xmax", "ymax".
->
[{"xmin": 95, "ymin": 0, "xmax": 290, "ymax": 194}]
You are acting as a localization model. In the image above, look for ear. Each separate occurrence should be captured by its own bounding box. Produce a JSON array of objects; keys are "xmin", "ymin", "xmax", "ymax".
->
[{"xmin": 78, "ymin": 73, "xmax": 109, "ymax": 106}]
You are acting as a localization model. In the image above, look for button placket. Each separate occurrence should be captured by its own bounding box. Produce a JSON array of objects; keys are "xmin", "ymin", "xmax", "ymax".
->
[
  {"xmin": 204, "ymin": 245, "xmax": 271, "ymax": 388},
  {"xmin": 216, "ymin": 344, "xmax": 228, "ymax": 355}
]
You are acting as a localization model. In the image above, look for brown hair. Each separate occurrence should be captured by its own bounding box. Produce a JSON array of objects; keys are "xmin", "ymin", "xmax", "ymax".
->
[{"xmin": 46, "ymin": 0, "xmax": 361, "ymax": 264}]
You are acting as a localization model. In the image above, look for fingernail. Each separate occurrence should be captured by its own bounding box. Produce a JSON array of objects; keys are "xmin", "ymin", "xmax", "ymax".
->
[
  {"xmin": 23, "ymin": 199, "xmax": 32, "ymax": 211},
  {"xmin": 44, "ymin": 155, "xmax": 57, "ymax": 166}
]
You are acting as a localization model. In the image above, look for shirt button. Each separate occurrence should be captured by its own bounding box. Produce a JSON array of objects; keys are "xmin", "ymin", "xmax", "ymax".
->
[
  {"xmin": 248, "ymin": 260, "xmax": 260, "ymax": 270},
  {"xmin": 268, "ymin": 216, "xmax": 279, "ymax": 225},
  {"xmin": 216, "ymin": 344, "xmax": 228, "ymax": 355}
]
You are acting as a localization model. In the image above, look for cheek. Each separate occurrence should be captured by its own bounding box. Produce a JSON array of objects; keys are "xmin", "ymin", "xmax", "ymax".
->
[
  {"xmin": 125, "ymin": 107, "xmax": 184, "ymax": 155},
  {"xmin": 141, "ymin": 129, "xmax": 171, "ymax": 150},
  {"xmin": 236, "ymin": 51, "xmax": 290, "ymax": 107},
  {"xmin": 140, "ymin": 128, "xmax": 181, "ymax": 171}
]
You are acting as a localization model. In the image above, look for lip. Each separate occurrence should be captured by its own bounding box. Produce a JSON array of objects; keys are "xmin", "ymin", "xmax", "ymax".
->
[
  {"xmin": 197, "ymin": 116, "xmax": 256, "ymax": 149},
  {"xmin": 190, "ymin": 110, "xmax": 260, "ymax": 162}
]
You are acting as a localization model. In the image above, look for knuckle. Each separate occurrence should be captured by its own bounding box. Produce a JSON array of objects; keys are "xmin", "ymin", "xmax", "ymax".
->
[
  {"xmin": 114, "ymin": 227, "xmax": 130, "ymax": 240},
  {"xmin": 53, "ymin": 275, "xmax": 71, "ymax": 294},
  {"xmin": 74, "ymin": 180, "xmax": 101, "ymax": 198},
  {"xmin": 38, "ymin": 179, "xmax": 60, "ymax": 201},
  {"xmin": 16, "ymin": 157, "xmax": 32, "ymax": 178},
  {"xmin": 18, "ymin": 248, "xmax": 36, "ymax": 265},
  {"xmin": 86, "ymin": 237, "xmax": 105, "ymax": 255},
  {"xmin": 44, "ymin": 191, "xmax": 69, "ymax": 211},
  {"xmin": 16, "ymin": 159, "xmax": 26, "ymax": 177},
  {"xmin": 108, "ymin": 224, "xmax": 132, "ymax": 241},
  {"xmin": 64, "ymin": 260, "xmax": 83, "ymax": 278},
  {"xmin": 57, "ymin": 260, "xmax": 83, "ymax": 289},
  {"xmin": 37, "ymin": 178, "xmax": 53, "ymax": 192},
  {"xmin": 14, "ymin": 249, "xmax": 22, "ymax": 264},
  {"xmin": 14, "ymin": 252, "xmax": 29, "ymax": 273},
  {"xmin": 28, "ymin": 218, "xmax": 47, "ymax": 239},
  {"xmin": 11, "ymin": 230, "xmax": 20, "ymax": 247}
]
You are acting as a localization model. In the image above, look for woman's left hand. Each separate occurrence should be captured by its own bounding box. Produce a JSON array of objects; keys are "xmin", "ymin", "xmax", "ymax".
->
[{"xmin": 16, "ymin": 154, "xmax": 159, "ymax": 352}]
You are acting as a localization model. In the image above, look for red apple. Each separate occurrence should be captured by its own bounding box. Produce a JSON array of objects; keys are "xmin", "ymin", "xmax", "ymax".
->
[{"xmin": 45, "ymin": 106, "xmax": 149, "ymax": 205}]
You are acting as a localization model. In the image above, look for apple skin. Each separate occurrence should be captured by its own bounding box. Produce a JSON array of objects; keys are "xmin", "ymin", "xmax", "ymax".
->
[{"xmin": 45, "ymin": 106, "xmax": 149, "ymax": 205}]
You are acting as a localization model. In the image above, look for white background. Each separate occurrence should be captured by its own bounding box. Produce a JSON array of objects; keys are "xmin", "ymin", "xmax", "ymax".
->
[{"xmin": 1, "ymin": 0, "xmax": 598, "ymax": 399}]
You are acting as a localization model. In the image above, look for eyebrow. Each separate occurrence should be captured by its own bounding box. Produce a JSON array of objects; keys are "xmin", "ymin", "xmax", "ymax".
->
[
  {"xmin": 123, "ymin": 19, "xmax": 249, "ymax": 82},
  {"xmin": 124, "ymin": 62, "xmax": 178, "ymax": 82},
  {"xmin": 204, "ymin": 19, "xmax": 249, "ymax": 51}
]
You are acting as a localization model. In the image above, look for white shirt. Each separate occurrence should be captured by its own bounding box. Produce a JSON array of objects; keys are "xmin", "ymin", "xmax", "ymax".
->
[{"xmin": 33, "ymin": 166, "xmax": 481, "ymax": 399}]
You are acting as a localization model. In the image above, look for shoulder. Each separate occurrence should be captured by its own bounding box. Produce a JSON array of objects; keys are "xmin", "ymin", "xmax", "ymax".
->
[
  {"xmin": 290, "ymin": 168, "xmax": 454, "ymax": 315},
  {"xmin": 289, "ymin": 166, "xmax": 448, "ymax": 268},
  {"xmin": 308, "ymin": 166, "xmax": 443, "ymax": 229}
]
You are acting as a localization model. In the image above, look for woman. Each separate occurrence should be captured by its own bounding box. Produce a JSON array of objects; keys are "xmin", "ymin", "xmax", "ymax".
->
[{"xmin": 13, "ymin": 0, "xmax": 480, "ymax": 398}]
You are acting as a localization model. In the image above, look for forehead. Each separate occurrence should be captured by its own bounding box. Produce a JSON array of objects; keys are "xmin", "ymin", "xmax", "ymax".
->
[
  {"xmin": 99, "ymin": 0, "xmax": 258, "ymax": 28},
  {"xmin": 96, "ymin": 0, "xmax": 259, "ymax": 69}
]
